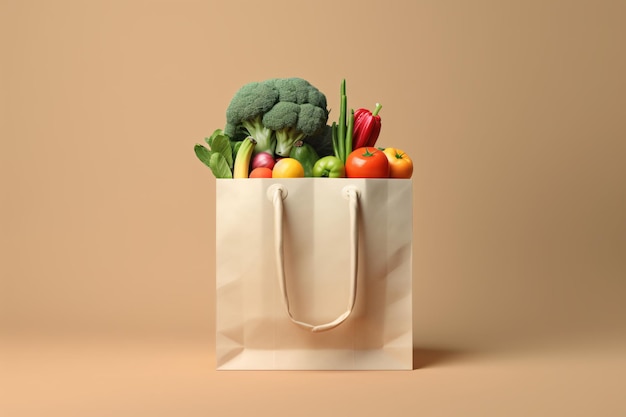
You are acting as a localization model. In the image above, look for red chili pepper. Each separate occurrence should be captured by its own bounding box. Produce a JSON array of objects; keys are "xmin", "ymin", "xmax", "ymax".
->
[{"xmin": 352, "ymin": 103, "xmax": 382, "ymax": 149}]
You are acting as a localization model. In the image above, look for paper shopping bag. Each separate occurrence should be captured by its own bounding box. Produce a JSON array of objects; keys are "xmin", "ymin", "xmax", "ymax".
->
[{"xmin": 215, "ymin": 178, "xmax": 412, "ymax": 370}]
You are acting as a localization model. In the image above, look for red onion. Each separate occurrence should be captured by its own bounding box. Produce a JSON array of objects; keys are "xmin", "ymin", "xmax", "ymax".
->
[{"xmin": 251, "ymin": 152, "xmax": 276, "ymax": 170}]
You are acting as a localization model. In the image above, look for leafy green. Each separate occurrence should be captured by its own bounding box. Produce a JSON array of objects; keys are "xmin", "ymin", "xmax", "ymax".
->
[
  {"xmin": 211, "ymin": 134, "xmax": 233, "ymax": 169},
  {"xmin": 209, "ymin": 152, "xmax": 232, "ymax": 179},
  {"xmin": 194, "ymin": 144, "xmax": 212, "ymax": 168},
  {"xmin": 206, "ymin": 128, "xmax": 226, "ymax": 147},
  {"xmin": 195, "ymin": 129, "xmax": 236, "ymax": 178},
  {"xmin": 232, "ymin": 141, "xmax": 242, "ymax": 158}
]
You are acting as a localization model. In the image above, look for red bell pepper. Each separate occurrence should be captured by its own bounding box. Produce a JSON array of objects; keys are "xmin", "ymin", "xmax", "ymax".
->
[{"xmin": 352, "ymin": 103, "xmax": 382, "ymax": 149}]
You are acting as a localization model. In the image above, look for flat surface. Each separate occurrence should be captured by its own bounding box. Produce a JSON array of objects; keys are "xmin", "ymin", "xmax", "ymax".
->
[{"xmin": 1, "ymin": 336, "xmax": 625, "ymax": 417}]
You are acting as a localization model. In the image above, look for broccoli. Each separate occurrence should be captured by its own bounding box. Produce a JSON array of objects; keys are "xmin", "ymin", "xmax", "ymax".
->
[
  {"xmin": 224, "ymin": 81, "xmax": 279, "ymax": 155},
  {"xmin": 223, "ymin": 78, "xmax": 328, "ymax": 157}
]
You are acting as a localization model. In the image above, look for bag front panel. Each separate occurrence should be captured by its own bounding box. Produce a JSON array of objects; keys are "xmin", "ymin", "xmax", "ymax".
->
[{"xmin": 215, "ymin": 178, "xmax": 412, "ymax": 370}]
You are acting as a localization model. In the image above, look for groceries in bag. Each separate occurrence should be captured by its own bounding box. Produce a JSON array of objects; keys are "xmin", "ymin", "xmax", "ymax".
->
[{"xmin": 194, "ymin": 77, "xmax": 413, "ymax": 179}]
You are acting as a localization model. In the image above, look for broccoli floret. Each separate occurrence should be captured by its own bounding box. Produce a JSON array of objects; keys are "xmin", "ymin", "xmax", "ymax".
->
[
  {"xmin": 224, "ymin": 77, "xmax": 328, "ymax": 157},
  {"xmin": 298, "ymin": 103, "xmax": 328, "ymax": 134},
  {"xmin": 269, "ymin": 77, "xmax": 328, "ymax": 109},
  {"xmin": 263, "ymin": 102, "xmax": 328, "ymax": 157},
  {"xmin": 262, "ymin": 102, "xmax": 302, "ymax": 156},
  {"xmin": 268, "ymin": 78, "xmax": 301, "ymax": 103},
  {"xmin": 264, "ymin": 79, "xmax": 328, "ymax": 156},
  {"xmin": 224, "ymin": 81, "xmax": 279, "ymax": 154}
]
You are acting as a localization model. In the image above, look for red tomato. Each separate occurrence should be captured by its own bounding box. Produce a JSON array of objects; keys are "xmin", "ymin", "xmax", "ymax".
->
[
  {"xmin": 345, "ymin": 147, "xmax": 389, "ymax": 178},
  {"xmin": 249, "ymin": 167, "xmax": 273, "ymax": 178}
]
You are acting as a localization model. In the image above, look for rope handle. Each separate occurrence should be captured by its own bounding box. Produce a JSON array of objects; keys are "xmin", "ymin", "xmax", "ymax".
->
[{"xmin": 267, "ymin": 184, "xmax": 360, "ymax": 333}]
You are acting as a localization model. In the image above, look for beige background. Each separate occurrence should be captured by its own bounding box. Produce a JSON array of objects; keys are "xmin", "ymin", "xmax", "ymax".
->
[{"xmin": 1, "ymin": 0, "xmax": 625, "ymax": 415}]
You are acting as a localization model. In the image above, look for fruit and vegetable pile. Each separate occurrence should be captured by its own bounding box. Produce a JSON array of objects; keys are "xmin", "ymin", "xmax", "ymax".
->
[{"xmin": 194, "ymin": 78, "xmax": 413, "ymax": 179}]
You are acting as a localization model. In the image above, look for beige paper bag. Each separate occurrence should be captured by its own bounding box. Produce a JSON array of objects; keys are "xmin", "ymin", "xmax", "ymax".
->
[{"xmin": 215, "ymin": 178, "xmax": 412, "ymax": 370}]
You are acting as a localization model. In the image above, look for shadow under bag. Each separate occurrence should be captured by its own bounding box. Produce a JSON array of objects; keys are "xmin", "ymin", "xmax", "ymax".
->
[{"xmin": 215, "ymin": 178, "xmax": 413, "ymax": 370}]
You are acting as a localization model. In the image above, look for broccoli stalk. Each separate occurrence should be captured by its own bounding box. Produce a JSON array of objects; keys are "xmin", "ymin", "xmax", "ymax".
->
[
  {"xmin": 239, "ymin": 115, "xmax": 274, "ymax": 155},
  {"xmin": 274, "ymin": 128, "xmax": 306, "ymax": 157}
]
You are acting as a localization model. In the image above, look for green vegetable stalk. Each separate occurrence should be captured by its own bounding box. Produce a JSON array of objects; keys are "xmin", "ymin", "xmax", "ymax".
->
[{"xmin": 331, "ymin": 79, "xmax": 355, "ymax": 164}]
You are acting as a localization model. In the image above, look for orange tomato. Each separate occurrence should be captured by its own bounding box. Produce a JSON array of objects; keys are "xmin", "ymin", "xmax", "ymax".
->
[
  {"xmin": 249, "ymin": 167, "xmax": 273, "ymax": 178},
  {"xmin": 382, "ymin": 148, "xmax": 413, "ymax": 178},
  {"xmin": 272, "ymin": 158, "xmax": 304, "ymax": 178}
]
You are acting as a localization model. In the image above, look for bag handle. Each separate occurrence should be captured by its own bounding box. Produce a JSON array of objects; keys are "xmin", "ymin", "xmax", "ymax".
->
[{"xmin": 267, "ymin": 184, "xmax": 360, "ymax": 333}]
